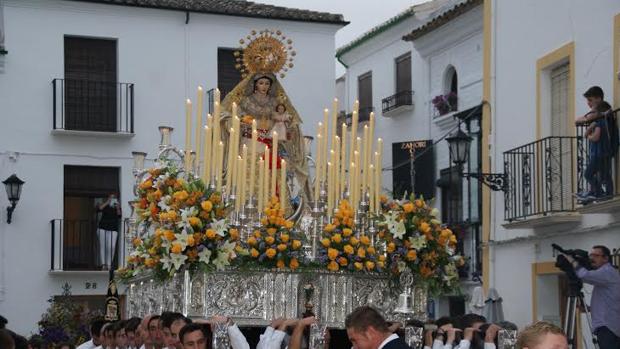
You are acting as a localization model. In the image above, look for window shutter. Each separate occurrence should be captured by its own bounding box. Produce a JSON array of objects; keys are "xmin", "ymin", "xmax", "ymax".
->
[
  {"xmin": 396, "ymin": 53, "xmax": 411, "ymax": 93},
  {"xmin": 218, "ymin": 48, "xmax": 243, "ymax": 99}
]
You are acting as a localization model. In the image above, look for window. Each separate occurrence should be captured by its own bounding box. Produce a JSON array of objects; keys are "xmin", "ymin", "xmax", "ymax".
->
[
  {"xmin": 438, "ymin": 167, "xmax": 462, "ymax": 225},
  {"xmin": 395, "ymin": 53, "xmax": 411, "ymax": 94},
  {"xmin": 445, "ymin": 65, "xmax": 458, "ymax": 95},
  {"xmin": 550, "ymin": 63, "xmax": 570, "ymax": 137},
  {"xmin": 218, "ymin": 48, "xmax": 243, "ymax": 99},
  {"xmin": 64, "ymin": 37, "xmax": 118, "ymax": 132},
  {"xmin": 358, "ymin": 72, "xmax": 373, "ymax": 122},
  {"xmin": 58, "ymin": 165, "xmax": 120, "ymax": 271}
]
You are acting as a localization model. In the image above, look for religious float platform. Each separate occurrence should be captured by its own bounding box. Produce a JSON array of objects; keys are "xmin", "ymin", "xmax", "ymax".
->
[{"xmin": 119, "ymin": 29, "xmax": 462, "ymax": 328}]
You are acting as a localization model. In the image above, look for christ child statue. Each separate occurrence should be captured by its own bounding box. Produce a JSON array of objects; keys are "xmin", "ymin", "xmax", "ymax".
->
[{"xmin": 271, "ymin": 103, "xmax": 291, "ymax": 140}]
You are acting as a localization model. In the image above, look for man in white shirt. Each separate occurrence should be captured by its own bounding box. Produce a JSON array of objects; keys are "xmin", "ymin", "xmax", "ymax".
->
[
  {"xmin": 77, "ymin": 319, "xmax": 107, "ymax": 349},
  {"xmin": 125, "ymin": 317, "xmax": 142, "ymax": 349},
  {"xmin": 193, "ymin": 316, "xmax": 250, "ymax": 349},
  {"xmin": 179, "ymin": 324, "xmax": 208, "ymax": 349},
  {"xmin": 345, "ymin": 306, "xmax": 409, "ymax": 349}
]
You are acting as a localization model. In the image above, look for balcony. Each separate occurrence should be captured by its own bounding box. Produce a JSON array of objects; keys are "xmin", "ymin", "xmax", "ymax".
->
[
  {"xmin": 381, "ymin": 90, "xmax": 414, "ymax": 116},
  {"xmin": 52, "ymin": 78, "xmax": 134, "ymax": 136},
  {"xmin": 50, "ymin": 219, "xmax": 126, "ymax": 272},
  {"xmin": 503, "ymin": 136, "xmax": 582, "ymax": 228}
]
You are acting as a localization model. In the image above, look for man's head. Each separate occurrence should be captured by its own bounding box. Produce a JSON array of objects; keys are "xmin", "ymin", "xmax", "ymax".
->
[
  {"xmin": 112, "ymin": 321, "xmax": 128, "ymax": 349},
  {"xmin": 140, "ymin": 315, "xmax": 153, "ymax": 346},
  {"xmin": 125, "ymin": 317, "xmax": 142, "ymax": 349},
  {"xmin": 345, "ymin": 306, "xmax": 391, "ymax": 349},
  {"xmin": 90, "ymin": 318, "xmax": 107, "ymax": 346},
  {"xmin": 590, "ymin": 245, "xmax": 611, "ymax": 269},
  {"xmin": 148, "ymin": 315, "xmax": 163, "ymax": 347},
  {"xmin": 169, "ymin": 317, "xmax": 192, "ymax": 349},
  {"xmin": 459, "ymin": 314, "xmax": 486, "ymax": 330},
  {"xmin": 179, "ymin": 324, "xmax": 208, "ymax": 349},
  {"xmin": 435, "ymin": 317, "xmax": 454, "ymax": 332},
  {"xmin": 584, "ymin": 86, "xmax": 604, "ymax": 109},
  {"xmin": 0, "ymin": 329, "xmax": 15, "ymax": 349},
  {"xmin": 516, "ymin": 321, "xmax": 567, "ymax": 349},
  {"xmin": 104, "ymin": 323, "xmax": 116, "ymax": 349},
  {"xmin": 160, "ymin": 312, "xmax": 179, "ymax": 348}
]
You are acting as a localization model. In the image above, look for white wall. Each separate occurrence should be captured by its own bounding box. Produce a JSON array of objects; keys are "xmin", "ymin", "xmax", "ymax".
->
[
  {"xmin": 0, "ymin": 0, "xmax": 340, "ymax": 334},
  {"xmin": 489, "ymin": 0, "xmax": 620, "ymax": 329}
]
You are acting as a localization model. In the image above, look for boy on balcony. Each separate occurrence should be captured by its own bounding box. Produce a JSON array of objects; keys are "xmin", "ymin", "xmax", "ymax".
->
[{"xmin": 576, "ymin": 86, "xmax": 617, "ymax": 202}]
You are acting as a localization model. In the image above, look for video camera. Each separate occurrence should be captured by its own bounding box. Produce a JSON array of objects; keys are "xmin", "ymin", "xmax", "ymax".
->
[{"xmin": 552, "ymin": 244, "xmax": 592, "ymax": 270}]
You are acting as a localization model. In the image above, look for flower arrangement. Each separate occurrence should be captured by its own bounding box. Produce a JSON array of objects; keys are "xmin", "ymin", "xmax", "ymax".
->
[
  {"xmin": 432, "ymin": 92, "xmax": 458, "ymax": 116},
  {"xmin": 120, "ymin": 160, "xmax": 238, "ymax": 280},
  {"xmin": 379, "ymin": 196, "xmax": 464, "ymax": 295},
  {"xmin": 245, "ymin": 197, "xmax": 305, "ymax": 270},
  {"xmin": 318, "ymin": 200, "xmax": 386, "ymax": 273}
]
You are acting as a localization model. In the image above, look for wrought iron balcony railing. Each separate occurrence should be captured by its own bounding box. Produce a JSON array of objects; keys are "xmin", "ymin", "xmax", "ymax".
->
[
  {"xmin": 52, "ymin": 78, "xmax": 134, "ymax": 133},
  {"xmin": 50, "ymin": 219, "xmax": 126, "ymax": 271},
  {"xmin": 382, "ymin": 90, "xmax": 414, "ymax": 114}
]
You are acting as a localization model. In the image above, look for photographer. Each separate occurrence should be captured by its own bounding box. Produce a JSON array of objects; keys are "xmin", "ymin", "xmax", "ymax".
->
[
  {"xmin": 565, "ymin": 245, "xmax": 620, "ymax": 349},
  {"xmin": 97, "ymin": 192, "xmax": 122, "ymax": 270}
]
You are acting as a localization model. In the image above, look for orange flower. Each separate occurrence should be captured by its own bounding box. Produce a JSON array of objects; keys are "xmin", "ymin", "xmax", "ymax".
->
[
  {"xmin": 229, "ymin": 228, "xmax": 240, "ymax": 241},
  {"xmin": 327, "ymin": 261, "xmax": 339, "ymax": 271},
  {"xmin": 357, "ymin": 247, "xmax": 366, "ymax": 258},
  {"xmin": 360, "ymin": 235, "xmax": 371, "ymax": 246},
  {"xmin": 144, "ymin": 258, "xmax": 157, "ymax": 267},
  {"xmin": 350, "ymin": 237, "xmax": 359, "ymax": 246},
  {"xmin": 377, "ymin": 261, "xmax": 385, "ymax": 269},
  {"xmin": 201, "ymin": 200, "xmax": 213, "ymax": 212},
  {"xmin": 414, "ymin": 199, "xmax": 424, "ymax": 208},
  {"xmin": 284, "ymin": 220, "xmax": 294, "ymax": 229},
  {"xmin": 365, "ymin": 261, "xmax": 375, "ymax": 271},
  {"xmin": 267, "ymin": 228, "xmax": 277, "ymax": 235},
  {"xmin": 321, "ymin": 238, "xmax": 331, "ymax": 248},
  {"xmin": 292, "ymin": 240, "xmax": 302, "ymax": 250},
  {"xmin": 328, "ymin": 248, "xmax": 339, "ymax": 261},
  {"xmin": 277, "ymin": 243, "xmax": 287, "ymax": 252},
  {"xmin": 247, "ymin": 237, "xmax": 257, "ymax": 246},
  {"xmin": 343, "ymin": 245, "xmax": 354, "ymax": 255},
  {"xmin": 265, "ymin": 248, "xmax": 277, "ymax": 259},
  {"xmin": 209, "ymin": 193, "xmax": 221, "ymax": 204},
  {"xmin": 187, "ymin": 236, "xmax": 195, "ymax": 247},
  {"xmin": 250, "ymin": 248, "xmax": 260, "ymax": 258},
  {"xmin": 253, "ymin": 230, "xmax": 262, "ymax": 238},
  {"xmin": 139, "ymin": 179, "xmax": 153, "ymax": 190},
  {"xmin": 421, "ymin": 265, "xmax": 433, "ymax": 277},
  {"xmin": 366, "ymin": 246, "xmax": 376, "ymax": 255},
  {"xmin": 324, "ymin": 224, "xmax": 336, "ymax": 233},
  {"xmin": 171, "ymin": 243, "xmax": 182, "ymax": 254},
  {"xmin": 173, "ymin": 190, "xmax": 189, "ymax": 201},
  {"xmin": 419, "ymin": 222, "xmax": 431, "ymax": 234},
  {"xmin": 265, "ymin": 236, "xmax": 275, "ymax": 245},
  {"xmin": 354, "ymin": 262, "xmax": 363, "ymax": 270},
  {"xmin": 406, "ymin": 249, "xmax": 417, "ymax": 261},
  {"xmin": 289, "ymin": 258, "xmax": 300, "ymax": 270},
  {"xmin": 164, "ymin": 230, "xmax": 176, "ymax": 241},
  {"xmin": 403, "ymin": 202, "xmax": 414, "ymax": 213},
  {"xmin": 188, "ymin": 217, "xmax": 201, "ymax": 227},
  {"xmin": 378, "ymin": 255, "xmax": 387, "ymax": 262},
  {"xmin": 276, "ymin": 259, "xmax": 285, "ymax": 269},
  {"xmin": 280, "ymin": 234, "xmax": 290, "ymax": 243},
  {"xmin": 342, "ymin": 228, "xmax": 353, "ymax": 237},
  {"xmin": 132, "ymin": 237, "xmax": 143, "ymax": 247},
  {"xmin": 386, "ymin": 242, "xmax": 396, "ymax": 253},
  {"xmin": 205, "ymin": 229, "xmax": 216, "ymax": 240},
  {"xmin": 338, "ymin": 257, "xmax": 348, "ymax": 267},
  {"xmin": 331, "ymin": 234, "xmax": 342, "ymax": 244}
]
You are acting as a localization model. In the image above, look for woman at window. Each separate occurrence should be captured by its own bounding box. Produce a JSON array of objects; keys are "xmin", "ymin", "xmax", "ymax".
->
[{"xmin": 97, "ymin": 193, "xmax": 121, "ymax": 270}]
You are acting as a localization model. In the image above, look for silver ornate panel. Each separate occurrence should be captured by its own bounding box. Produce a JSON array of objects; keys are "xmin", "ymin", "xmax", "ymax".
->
[{"xmin": 125, "ymin": 269, "xmax": 427, "ymax": 328}]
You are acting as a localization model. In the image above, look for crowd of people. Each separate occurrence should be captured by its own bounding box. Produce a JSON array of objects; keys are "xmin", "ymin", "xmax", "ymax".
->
[{"xmin": 0, "ymin": 306, "xmax": 572, "ymax": 349}]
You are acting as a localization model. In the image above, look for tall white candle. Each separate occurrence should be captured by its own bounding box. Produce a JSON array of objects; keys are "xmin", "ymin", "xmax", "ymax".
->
[
  {"xmin": 271, "ymin": 131, "xmax": 279, "ymax": 199},
  {"xmin": 195, "ymin": 86, "xmax": 204, "ymax": 167}
]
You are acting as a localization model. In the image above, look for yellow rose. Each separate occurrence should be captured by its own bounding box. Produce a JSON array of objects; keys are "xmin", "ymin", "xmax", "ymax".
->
[
  {"xmin": 324, "ymin": 224, "xmax": 336, "ymax": 233},
  {"xmin": 277, "ymin": 243, "xmax": 287, "ymax": 252},
  {"xmin": 419, "ymin": 222, "xmax": 431, "ymax": 234},
  {"xmin": 354, "ymin": 262, "xmax": 363, "ymax": 270},
  {"xmin": 265, "ymin": 236, "xmax": 275, "ymax": 245},
  {"xmin": 331, "ymin": 234, "xmax": 342, "ymax": 244},
  {"xmin": 357, "ymin": 247, "xmax": 366, "ymax": 258},
  {"xmin": 171, "ymin": 243, "xmax": 182, "ymax": 254},
  {"xmin": 289, "ymin": 258, "xmax": 299, "ymax": 270},
  {"xmin": 267, "ymin": 228, "xmax": 277, "ymax": 235},
  {"xmin": 188, "ymin": 216, "xmax": 201, "ymax": 227},
  {"xmin": 406, "ymin": 249, "xmax": 417, "ymax": 261},
  {"xmin": 173, "ymin": 190, "xmax": 189, "ymax": 201},
  {"xmin": 250, "ymin": 248, "xmax": 260, "ymax": 258},
  {"xmin": 205, "ymin": 229, "xmax": 216, "ymax": 240},
  {"xmin": 139, "ymin": 179, "xmax": 153, "ymax": 190},
  {"xmin": 265, "ymin": 248, "xmax": 277, "ymax": 259},
  {"xmin": 229, "ymin": 228, "xmax": 240, "ymax": 241},
  {"xmin": 360, "ymin": 235, "xmax": 371, "ymax": 246},
  {"xmin": 253, "ymin": 230, "xmax": 262, "ymax": 238},
  {"xmin": 187, "ymin": 236, "xmax": 195, "ymax": 247},
  {"xmin": 350, "ymin": 237, "xmax": 359, "ymax": 246},
  {"xmin": 164, "ymin": 230, "xmax": 176, "ymax": 241},
  {"xmin": 285, "ymin": 220, "xmax": 294, "ymax": 229},
  {"xmin": 201, "ymin": 200, "xmax": 213, "ymax": 212},
  {"xmin": 321, "ymin": 238, "xmax": 331, "ymax": 248},
  {"xmin": 247, "ymin": 237, "xmax": 257, "ymax": 246},
  {"xmin": 365, "ymin": 261, "xmax": 375, "ymax": 271},
  {"xmin": 292, "ymin": 240, "xmax": 302, "ymax": 250},
  {"xmin": 280, "ymin": 234, "xmax": 290, "ymax": 243},
  {"xmin": 403, "ymin": 202, "xmax": 414, "ymax": 213},
  {"xmin": 342, "ymin": 228, "xmax": 353, "ymax": 237},
  {"xmin": 327, "ymin": 261, "xmax": 339, "ymax": 272},
  {"xmin": 367, "ymin": 246, "xmax": 376, "ymax": 255},
  {"xmin": 328, "ymin": 248, "xmax": 339, "ymax": 261},
  {"xmin": 338, "ymin": 257, "xmax": 348, "ymax": 267},
  {"xmin": 343, "ymin": 245, "xmax": 354, "ymax": 255},
  {"xmin": 387, "ymin": 242, "xmax": 396, "ymax": 253},
  {"xmin": 276, "ymin": 259, "xmax": 285, "ymax": 269}
]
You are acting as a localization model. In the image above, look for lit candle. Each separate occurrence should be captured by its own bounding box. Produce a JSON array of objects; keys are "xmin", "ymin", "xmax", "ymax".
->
[
  {"xmin": 334, "ymin": 136, "xmax": 341, "ymax": 204},
  {"xmin": 232, "ymin": 116, "xmax": 240, "ymax": 180},
  {"xmin": 354, "ymin": 150, "xmax": 361, "ymax": 209},
  {"xmin": 185, "ymin": 98, "xmax": 192, "ymax": 171},
  {"xmin": 240, "ymin": 144, "xmax": 248, "ymax": 206},
  {"xmin": 369, "ymin": 164, "xmax": 375, "ymax": 213},
  {"xmin": 216, "ymin": 141, "xmax": 223, "ymax": 192},
  {"xmin": 349, "ymin": 161, "xmax": 356, "ymax": 209},
  {"xmin": 202, "ymin": 125, "xmax": 211, "ymax": 182},
  {"xmin": 249, "ymin": 124, "xmax": 258, "ymax": 200},
  {"xmin": 349, "ymin": 100, "xmax": 359, "ymax": 171},
  {"xmin": 331, "ymin": 98, "xmax": 339, "ymax": 146},
  {"xmin": 327, "ymin": 161, "xmax": 333, "ymax": 213},
  {"xmin": 374, "ymin": 152, "xmax": 380, "ymax": 213},
  {"xmin": 271, "ymin": 131, "xmax": 278, "ymax": 200},
  {"xmin": 264, "ymin": 146, "xmax": 270, "ymax": 208},
  {"xmin": 225, "ymin": 128, "xmax": 235, "ymax": 195},
  {"xmin": 314, "ymin": 132, "xmax": 323, "ymax": 202},
  {"xmin": 280, "ymin": 159, "xmax": 287, "ymax": 212},
  {"xmin": 258, "ymin": 157, "xmax": 265, "ymax": 212},
  {"xmin": 205, "ymin": 114, "xmax": 213, "ymax": 180},
  {"xmin": 362, "ymin": 125, "xmax": 369, "ymax": 193},
  {"xmin": 212, "ymin": 96, "xmax": 221, "ymax": 179},
  {"xmin": 340, "ymin": 123, "xmax": 347, "ymax": 194},
  {"xmin": 235, "ymin": 155, "xmax": 243, "ymax": 212},
  {"xmin": 195, "ymin": 86, "xmax": 204, "ymax": 166}
]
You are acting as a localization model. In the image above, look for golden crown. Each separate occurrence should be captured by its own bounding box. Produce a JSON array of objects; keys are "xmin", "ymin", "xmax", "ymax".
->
[{"xmin": 234, "ymin": 29, "xmax": 296, "ymax": 79}]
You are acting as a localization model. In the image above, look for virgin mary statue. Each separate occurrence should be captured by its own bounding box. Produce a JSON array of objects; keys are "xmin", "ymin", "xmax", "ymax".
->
[{"xmin": 219, "ymin": 30, "xmax": 311, "ymax": 211}]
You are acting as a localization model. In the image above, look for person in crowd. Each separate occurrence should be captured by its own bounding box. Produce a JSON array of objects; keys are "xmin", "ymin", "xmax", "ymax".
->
[
  {"xmin": 77, "ymin": 318, "xmax": 107, "ymax": 349},
  {"xmin": 0, "ymin": 329, "xmax": 15, "ymax": 349},
  {"xmin": 57, "ymin": 343, "xmax": 76, "ymax": 349},
  {"xmin": 147, "ymin": 315, "xmax": 164, "ymax": 349},
  {"xmin": 161, "ymin": 313, "xmax": 191, "ymax": 349},
  {"xmin": 515, "ymin": 321, "xmax": 567, "ymax": 349},
  {"xmin": 459, "ymin": 314, "xmax": 486, "ymax": 330},
  {"xmin": 125, "ymin": 317, "xmax": 142, "ymax": 349},
  {"xmin": 566, "ymin": 245, "xmax": 620, "ymax": 349},
  {"xmin": 288, "ymin": 316, "xmax": 323, "ymax": 349},
  {"xmin": 256, "ymin": 318, "xmax": 298, "ymax": 349},
  {"xmin": 193, "ymin": 316, "xmax": 249, "ymax": 349},
  {"xmin": 139, "ymin": 315, "xmax": 154, "ymax": 349},
  {"xmin": 97, "ymin": 192, "xmax": 122, "ymax": 270},
  {"xmin": 345, "ymin": 305, "xmax": 410, "ymax": 349},
  {"xmin": 113, "ymin": 321, "xmax": 129, "ymax": 349},
  {"xmin": 179, "ymin": 324, "xmax": 209, "ymax": 349},
  {"xmin": 27, "ymin": 335, "xmax": 47, "ymax": 349},
  {"xmin": 103, "ymin": 323, "xmax": 117, "ymax": 349}
]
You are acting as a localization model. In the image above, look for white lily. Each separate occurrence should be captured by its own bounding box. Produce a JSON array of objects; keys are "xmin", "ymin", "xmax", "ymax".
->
[
  {"xmin": 170, "ymin": 253, "xmax": 188, "ymax": 271},
  {"xmin": 174, "ymin": 231, "xmax": 192, "ymax": 250},
  {"xmin": 211, "ymin": 218, "xmax": 229, "ymax": 237},
  {"xmin": 177, "ymin": 207, "xmax": 198, "ymax": 231},
  {"xmin": 431, "ymin": 208, "xmax": 440, "ymax": 217},
  {"xmin": 157, "ymin": 195, "xmax": 172, "ymax": 212},
  {"xmin": 213, "ymin": 250, "xmax": 231, "ymax": 270},
  {"xmin": 408, "ymin": 235, "xmax": 427, "ymax": 250},
  {"xmin": 198, "ymin": 248, "xmax": 212, "ymax": 264},
  {"xmin": 160, "ymin": 255, "xmax": 172, "ymax": 271}
]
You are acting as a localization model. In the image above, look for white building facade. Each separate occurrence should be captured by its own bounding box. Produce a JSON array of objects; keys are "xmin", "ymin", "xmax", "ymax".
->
[{"xmin": 0, "ymin": 0, "xmax": 344, "ymax": 334}]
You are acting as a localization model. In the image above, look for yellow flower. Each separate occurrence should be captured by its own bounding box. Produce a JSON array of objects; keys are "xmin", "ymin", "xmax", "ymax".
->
[
  {"xmin": 292, "ymin": 240, "xmax": 302, "ymax": 250},
  {"xmin": 360, "ymin": 235, "xmax": 371, "ymax": 246},
  {"xmin": 406, "ymin": 249, "xmax": 417, "ymax": 261},
  {"xmin": 403, "ymin": 202, "xmax": 414, "ymax": 213},
  {"xmin": 201, "ymin": 200, "xmax": 213, "ymax": 212},
  {"xmin": 321, "ymin": 238, "xmax": 331, "ymax": 248},
  {"xmin": 350, "ymin": 237, "xmax": 359, "ymax": 246},
  {"xmin": 139, "ymin": 179, "xmax": 153, "ymax": 190},
  {"xmin": 277, "ymin": 243, "xmax": 287, "ymax": 252},
  {"xmin": 327, "ymin": 261, "xmax": 339, "ymax": 271},
  {"xmin": 247, "ymin": 237, "xmax": 257, "ymax": 246},
  {"xmin": 132, "ymin": 237, "xmax": 142, "ymax": 247},
  {"xmin": 250, "ymin": 248, "xmax": 260, "ymax": 258},
  {"xmin": 280, "ymin": 234, "xmax": 290, "ymax": 243},
  {"xmin": 324, "ymin": 224, "xmax": 336, "ymax": 233},
  {"xmin": 164, "ymin": 230, "xmax": 176, "ymax": 241},
  {"xmin": 205, "ymin": 229, "xmax": 216, "ymax": 240},
  {"xmin": 267, "ymin": 228, "xmax": 277, "ymax": 235},
  {"xmin": 253, "ymin": 230, "xmax": 262, "ymax": 238},
  {"xmin": 229, "ymin": 228, "xmax": 240, "ymax": 241},
  {"xmin": 265, "ymin": 248, "xmax": 277, "ymax": 259},
  {"xmin": 367, "ymin": 246, "xmax": 376, "ymax": 255},
  {"xmin": 144, "ymin": 258, "xmax": 156, "ymax": 267},
  {"xmin": 289, "ymin": 258, "xmax": 299, "ymax": 270},
  {"xmin": 354, "ymin": 262, "xmax": 363, "ymax": 270},
  {"xmin": 414, "ymin": 199, "xmax": 424, "ymax": 208},
  {"xmin": 173, "ymin": 190, "xmax": 189, "ymax": 201},
  {"xmin": 419, "ymin": 222, "xmax": 431, "ymax": 234},
  {"xmin": 187, "ymin": 236, "xmax": 195, "ymax": 247},
  {"xmin": 343, "ymin": 245, "xmax": 354, "ymax": 255},
  {"xmin": 285, "ymin": 220, "xmax": 294, "ymax": 229},
  {"xmin": 328, "ymin": 248, "xmax": 339, "ymax": 261},
  {"xmin": 188, "ymin": 217, "xmax": 201, "ymax": 227},
  {"xmin": 276, "ymin": 259, "xmax": 285, "ymax": 269},
  {"xmin": 148, "ymin": 247, "xmax": 157, "ymax": 256},
  {"xmin": 377, "ymin": 261, "xmax": 385, "ymax": 269},
  {"xmin": 365, "ymin": 261, "xmax": 375, "ymax": 271},
  {"xmin": 171, "ymin": 243, "xmax": 182, "ymax": 254},
  {"xmin": 265, "ymin": 236, "xmax": 275, "ymax": 245},
  {"xmin": 357, "ymin": 247, "xmax": 366, "ymax": 258},
  {"xmin": 386, "ymin": 242, "xmax": 395, "ymax": 253},
  {"xmin": 331, "ymin": 234, "xmax": 342, "ymax": 244},
  {"xmin": 379, "ymin": 255, "xmax": 387, "ymax": 262},
  {"xmin": 338, "ymin": 257, "xmax": 348, "ymax": 267},
  {"xmin": 342, "ymin": 228, "xmax": 353, "ymax": 237}
]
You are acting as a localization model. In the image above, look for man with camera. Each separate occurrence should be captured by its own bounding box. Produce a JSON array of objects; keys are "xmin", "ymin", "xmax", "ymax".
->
[{"xmin": 564, "ymin": 245, "xmax": 620, "ymax": 349}]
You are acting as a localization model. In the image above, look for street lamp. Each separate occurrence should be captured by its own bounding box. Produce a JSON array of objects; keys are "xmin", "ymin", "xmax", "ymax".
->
[
  {"xmin": 446, "ymin": 128, "xmax": 507, "ymax": 192},
  {"xmin": 3, "ymin": 174, "xmax": 25, "ymax": 224}
]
